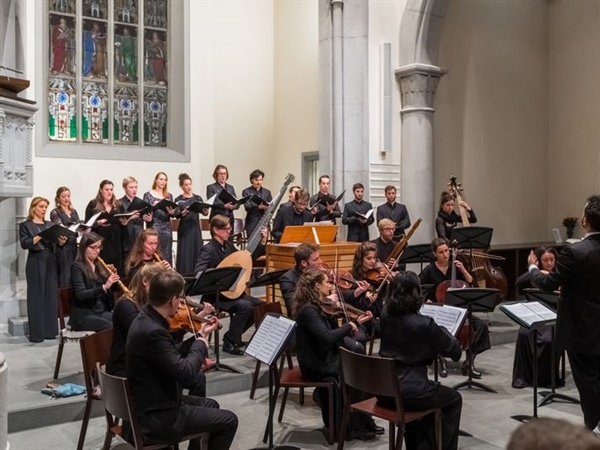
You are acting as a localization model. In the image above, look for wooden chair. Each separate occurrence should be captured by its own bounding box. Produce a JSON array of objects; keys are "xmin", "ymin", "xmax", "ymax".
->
[
  {"xmin": 54, "ymin": 287, "xmax": 95, "ymax": 380},
  {"xmin": 276, "ymin": 366, "xmax": 335, "ymax": 445},
  {"xmin": 337, "ymin": 347, "xmax": 442, "ymax": 450},
  {"xmin": 96, "ymin": 363, "xmax": 209, "ymax": 450},
  {"xmin": 248, "ymin": 302, "xmax": 294, "ymax": 399},
  {"xmin": 77, "ymin": 328, "xmax": 114, "ymax": 450},
  {"xmin": 232, "ymin": 217, "xmax": 246, "ymax": 248}
]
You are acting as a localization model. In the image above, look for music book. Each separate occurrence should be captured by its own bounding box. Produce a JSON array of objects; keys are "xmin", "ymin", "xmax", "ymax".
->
[
  {"xmin": 97, "ymin": 211, "xmax": 122, "ymax": 225},
  {"xmin": 152, "ymin": 198, "xmax": 178, "ymax": 212},
  {"xmin": 127, "ymin": 197, "xmax": 153, "ymax": 215},
  {"xmin": 113, "ymin": 211, "xmax": 138, "ymax": 219},
  {"xmin": 81, "ymin": 211, "xmax": 102, "ymax": 229},
  {"xmin": 249, "ymin": 194, "xmax": 270, "ymax": 207},
  {"xmin": 420, "ymin": 303, "xmax": 467, "ymax": 337},
  {"xmin": 218, "ymin": 189, "xmax": 251, "ymax": 206},
  {"xmin": 353, "ymin": 208, "xmax": 374, "ymax": 220},
  {"xmin": 185, "ymin": 201, "xmax": 212, "ymax": 214},
  {"xmin": 320, "ymin": 190, "xmax": 346, "ymax": 206},
  {"xmin": 245, "ymin": 315, "xmax": 296, "ymax": 366},
  {"xmin": 500, "ymin": 301, "xmax": 557, "ymax": 330},
  {"xmin": 37, "ymin": 224, "xmax": 76, "ymax": 241},
  {"xmin": 308, "ymin": 198, "xmax": 321, "ymax": 209}
]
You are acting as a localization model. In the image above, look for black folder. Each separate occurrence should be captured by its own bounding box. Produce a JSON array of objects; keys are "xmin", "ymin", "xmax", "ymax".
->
[
  {"xmin": 37, "ymin": 224, "xmax": 76, "ymax": 241},
  {"xmin": 185, "ymin": 201, "xmax": 212, "ymax": 213},
  {"xmin": 218, "ymin": 189, "xmax": 251, "ymax": 206},
  {"xmin": 127, "ymin": 197, "xmax": 153, "ymax": 215},
  {"xmin": 151, "ymin": 198, "xmax": 178, "ymax": 212}
]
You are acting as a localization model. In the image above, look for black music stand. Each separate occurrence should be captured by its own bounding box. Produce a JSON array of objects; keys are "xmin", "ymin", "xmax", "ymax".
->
[
  {"xmin": 187, "ymin": 267, "xmax": 244, "ymax": 374},
  {"xmin": 399, "ymin": 244, "xmax": 435, "ymax": 272},
  {"xmin": 445, "ymin": 288, "xmax": 499, "ymax": 393},
  {"xmin": 449, "ymin": 226, "xmax": 493, "ymax": 251},
  {"xmin": 523, "ymin": 289, "xmax": 580, "ymax": 407},
  {"xmin": 248, "ymin": 269, "xmax": 288, "ymax": 304}
]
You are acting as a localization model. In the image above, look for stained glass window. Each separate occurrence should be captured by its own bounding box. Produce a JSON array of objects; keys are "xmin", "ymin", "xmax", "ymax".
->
[{"xmin": 47, "ymin": 0, "xmax": 168, "ymax": 147}]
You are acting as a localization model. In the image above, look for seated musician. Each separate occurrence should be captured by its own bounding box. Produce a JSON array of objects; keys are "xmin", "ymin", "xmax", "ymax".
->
[
  {"xmin": 419, "ymin": 238, "xmax": 491, "ymax": 379},
  {"xmin": 379, "ymin": 271, "xmax": 462, "ymax": 450},
  {"xmin": 271, "ymin": 189, "xmax": 314, "ymax": 243},
  {"xmin": 371, "ymin": 218, "xmax": 406, "ymax": 271},
  {"xmin": 194, "ymin": 215, "xmax": 266, "ymax": 356},
  {"xmin": 126, "ymin": 270, "xmax": 238, "ymax": 450},
  {"xmin": 279, "ymin": 242, "xmax": 322, "ymax": 318},
  {"xmin": 124, "ymin": 228, "xmax": 171, "ymax": 279},
  {"xmin": 511, "ymin": 245, "xmax": 560, "ymax": 389},
  {"xmin": 293, "ymin": 269, "xmax": 381, "ymax": 441},
  {"xmin": 435, "ymin": 191, "xmax": 477, "ymax": 240},
  {"xmin": 70, "ymin": 232, "xmax": 116, "ymax": 332}
]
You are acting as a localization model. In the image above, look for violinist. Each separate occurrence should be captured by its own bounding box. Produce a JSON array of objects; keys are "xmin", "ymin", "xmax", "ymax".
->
[
  {"xmin": 279, "ymin": 242, "xmax": 322, "ymax": 317},
  {"xmin": 343, "ymin": 242, "xmax": 382, "ymax": 325},
  {"xmin": 125, "ymin": 228, "xmax": 171, "ymax": 279},
  {"xmin": 126, "ymin": 270, "xmax": 238, "ymax": 450},
  {"xmin": 293, "ymin": 269, "xmax": 381, "ymax": 442},
  {"xmin": 435, "ymin": 191, "xmax": 477, "ymax": 240},
  {"xmin": 419, "ymin": 238, "xmax": 491, "ymax": 379},
  {"xmin": 379, "ymin": 271, "xmax": 462, "ymax": 450}
]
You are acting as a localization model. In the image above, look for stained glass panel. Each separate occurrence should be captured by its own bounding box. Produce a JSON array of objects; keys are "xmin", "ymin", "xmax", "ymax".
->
[
  {"xmin": 82, "ymin": 82, "xmax": 109, "ymax": 143},
  {"xmin": 82, "ymin": 19, "xmax": 108, "ymax": 80},
  {"xmin": 144, "ymin": 88, "xmax": 167, "ymax": 147},
  {"xmin": 114, "ymin": 0, "xmax": 138, "ymax": 25},
  {"xmin": 115, "ymin": 25, "xmax": 138, "ymax": 83},
  {"xmin": 144, "ymin": 0, "xmax": 167, "ymax": 29},
  {"xmin": 48, "ymin": 78, "xmax": 77, "ymax": 142},
  {"xmin": 49, "ymin": 14, "xmax": 76, "ymax": 76},
  {"xmin": 82, "ymin": 0, "xmax": 108, "ymax": 19},
  {"xmin": 49, "ymin": 0, "xmax": 76, "ymax": 15},
  {"xmin": 114, "ymin": 86, "xmax": 139, "ymax": 145},
  {"xmin": 144, "ymin": 29, "xmax": 167, "ymax": 86}
]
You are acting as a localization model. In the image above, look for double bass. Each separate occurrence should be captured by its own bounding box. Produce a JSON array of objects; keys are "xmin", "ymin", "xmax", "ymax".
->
[{"xmin": 447, "ymin": 176, "xmax": 508, "ymax": 302}]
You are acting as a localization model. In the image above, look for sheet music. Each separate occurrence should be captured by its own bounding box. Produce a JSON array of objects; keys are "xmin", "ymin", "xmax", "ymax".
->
[
  {"xmin": 245, "ymin": 315, "xmax": 296, "ymax": 365},
  {"xmin": 500, "ymin": 301, "xmax": 556, "ymax": 328},
  {"xmin": 206, "ymin": 193, "xmax": 217, "ymax": 205},
  {"xmin": 420, "ymin": 304, "xmax": 467, "ymax": 336},
  {"xmin": 84, "ymin": 212, "xmax": 102, "ymax": 228}
]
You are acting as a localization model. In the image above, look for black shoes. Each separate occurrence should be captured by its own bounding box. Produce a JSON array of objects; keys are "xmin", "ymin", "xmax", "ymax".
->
[
  {"xmin": 222, "ymin": 340, "xmax": 244, "ymax": 356},
  {"xmin": 367, "ymin": 423, "xmax": 385, "ymax": 435},
  {"xmin": 438, "ymin": 356, "xmax": 448, "ymax": 378},
  {"xmin": 346, "ymin": 429, "xmax": 376, "ymax": 442},
  {"xmin": 461, "ymin": 361, "xmax": 482, "ymax": 379}
]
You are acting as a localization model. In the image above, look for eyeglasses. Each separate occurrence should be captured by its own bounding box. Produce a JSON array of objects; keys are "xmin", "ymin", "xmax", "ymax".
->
[
  {"xmin": 382, "ymin": 228, "xmax": 395, "ymax": 231},
  {"xmin": 89, "ymin": 244, "xmax": 103, "ymax": 251},
  {"xmin": 220, "ymin": 227, "xmax": 232, "ymax": 233}
]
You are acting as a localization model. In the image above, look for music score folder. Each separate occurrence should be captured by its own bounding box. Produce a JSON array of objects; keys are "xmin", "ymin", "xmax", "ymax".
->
[{"xmin": 245, "ymin": 315, "xmax": 296, "ymax": 366}]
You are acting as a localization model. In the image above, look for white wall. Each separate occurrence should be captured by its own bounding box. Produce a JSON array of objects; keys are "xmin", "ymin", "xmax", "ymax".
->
[
  {"xmin": 435, "ymin": 0, "xmax": 549, "ymax": 244},
  {"xmin": 549, "ymin": 0, "xmax": 600, "ymax": 238}
]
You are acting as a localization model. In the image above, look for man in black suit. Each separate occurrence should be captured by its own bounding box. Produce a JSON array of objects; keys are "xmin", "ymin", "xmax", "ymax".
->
[
  {"xmin": 194, "ymin": 215, "xmax": 265, "ymax": 355},
  {"xmin": 342, "ymin": 182, "xmax": 374, "ymax": 242},
  {"xmin": 126, "ymin": 270, "xmax": 238, "ymax": 450},
  {"xmin": 206, "ymin": 164, "xmax": 238, "ymax": 227},
  {"xmin": 310, "ymin": 175, "xmax": 342, "ymax": 223},
  {"xmin": 241, "ymin": 169, "xmax": 273, "ymax": 238},
  {"xmin": 529, "ymin": 195, "xmax": 600, "ymax": 430},
  {"xmin": 279, "ymin": 242, "xmax": 322, "ymax": 317},
  {"xmin": 376, "ymin": 185, "xmax": 411, "ymax": 241},
  {"xmin": 271, "ymin": 189, "xmax": 314, "ymax": 243}
]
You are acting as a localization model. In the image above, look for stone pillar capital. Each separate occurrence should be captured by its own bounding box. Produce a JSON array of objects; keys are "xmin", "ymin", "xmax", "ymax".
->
[{"xmin": 395, "ymin": 63, "xmax": 447, "ymax": 113}]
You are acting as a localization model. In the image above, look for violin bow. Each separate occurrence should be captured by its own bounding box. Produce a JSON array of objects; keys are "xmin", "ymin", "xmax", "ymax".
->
[{"xmin": 332, "ymin": 249, "xmax": 351, "ymax": 323}]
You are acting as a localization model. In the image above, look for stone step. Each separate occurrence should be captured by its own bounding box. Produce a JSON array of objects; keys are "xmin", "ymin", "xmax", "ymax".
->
[{"xmin": 8, "ymin": 316, "xmax": 27, "ymax": 337}]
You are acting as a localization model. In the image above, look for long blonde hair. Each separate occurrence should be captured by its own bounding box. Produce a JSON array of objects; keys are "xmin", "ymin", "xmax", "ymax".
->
[
  {"xmin": 151, "ymin": 172, "xmax": 169, "ymax": 198},
  {"xmin": 27, "ymin": 197, "xmax": 50, "ymax": 221}
]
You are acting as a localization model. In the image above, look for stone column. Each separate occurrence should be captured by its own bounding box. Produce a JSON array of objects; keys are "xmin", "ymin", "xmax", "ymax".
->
[
  {"xmin": 395, "ymin": 63, "xmax": 446, "ymax": 243},
  {"xmin": 0, "ymin": 353, "xmax": 7, "ymax": 450}
]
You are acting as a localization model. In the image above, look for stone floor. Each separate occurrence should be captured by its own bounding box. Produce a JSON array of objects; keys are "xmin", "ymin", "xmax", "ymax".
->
[{"xmin": 1, "ymin": 311, "xmax": 587, "ymax": 450}]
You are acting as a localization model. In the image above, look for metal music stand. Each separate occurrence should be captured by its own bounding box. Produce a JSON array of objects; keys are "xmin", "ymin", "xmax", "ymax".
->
[
  {"xmin": 398, "ymin": 244, "xmax": 435, "ymax": 272},
  {"xmin": 248, "ymin": 269, "xmax": 288, "ymax": 304},
  {"xmin": 420, "ymin": 284, "xmax": 436, "ymax": 303},
  {"xmin": 186, "ymin": 266, "xmax": 243, "ymax": 374},
  {"xmin": 445, "ymin": 288, "xmax": 499, "ymax": 393},
  {"xmin": 449, "ymin": 226, "xmax": 493, "ymax": 251},
  {"xmin": 523, "ymin": 289, "xmax": 580, "ymax": 407}
]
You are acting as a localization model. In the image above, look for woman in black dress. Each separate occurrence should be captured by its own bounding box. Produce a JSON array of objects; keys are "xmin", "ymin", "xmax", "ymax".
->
[
  {"xmin": 70, "ymin": 232, "xmax": 118, "ymax": 331},
  {"xmin": 435, "ymin": 191, "xmax": 477, "ymax": 240},
  {"xmin": 124, "ymin": 228, "xmax": 171, "ymax": 279},
  {"xmin": 50, "ymin": 186, "xmax": 80, "ymax": 288},
  {"xmin": 512, "ymin": 245, "xmax": 561, "ymax": 388},
  {"xmin": 294, "ymin": 269, "xmax": 379, "ymax": 441},
  {"xmin": 85, "ymin": 180, "xmax": 125, "ymax": 276},
  {"xmin": 379, "ymin": 271, "xmax": 462, "ymax": 450},
  {"xmin": 143, "ymin": 172, "xmax": 176, "ymax": 266},
  {"xmin": 174, "ymin": 173, "xmax": 207, "ymax": 276},
  {"xmin": 19, "ymin": 197, "xmax": 66, "ymax": 342}
]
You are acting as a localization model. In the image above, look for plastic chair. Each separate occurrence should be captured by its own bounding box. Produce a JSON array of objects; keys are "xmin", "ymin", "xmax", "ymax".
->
[
  {"xmin": 77, "ymin": 328, "xmax": 114, "ymax": 450},
  {"xmin": 96, "ymin": 363, "xmax": 209, "ymax": 450},
  {"xmin": 337, "ymin": 347, "xmax": 442, "ymax": 450},
  {"xmin": 54, "ymin": 287, "xmax": 95, "ymax": 379}
]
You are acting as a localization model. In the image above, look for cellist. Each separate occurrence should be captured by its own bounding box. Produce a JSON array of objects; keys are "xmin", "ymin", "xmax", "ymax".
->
[{"xmin": 419, "ymin": 238, "xmax": 491, "ymax": 379}]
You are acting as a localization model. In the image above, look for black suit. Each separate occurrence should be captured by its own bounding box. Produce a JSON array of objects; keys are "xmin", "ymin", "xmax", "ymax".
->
[
  {"xmin": 241, "ymin": 185, "xmax": 272, "ymax": 237},
  {"xmin": 206, "ymin": 182, "xmax": 237, "ymax": 225},
  {"xmin": 126, "ymin": 305, "xmax": 238, "ymax": 449},
  {"xmin": 194, "ymin": 239, "xmax": 264, "ymax": 346},
  {"xmin": 530, "ymin": 233, "xmax": 600, "ymax": 428},
  {"xmin": 376, "ymin": 202, "xmax": 410, "ymax": 240},
  {"xmin": 279, "ymin": 266, "xmax": 302, "ymax": 317},
  {"xmin": 271, "ymin": 205, "xmax": 314, "ymax": 243},
  {"xmin": 341, "ymin": 199, "xmax": 374, "ymax": 242},
  {"xmin": 70, "ymin": 261, "xmax": 113, "ymax": 331}
]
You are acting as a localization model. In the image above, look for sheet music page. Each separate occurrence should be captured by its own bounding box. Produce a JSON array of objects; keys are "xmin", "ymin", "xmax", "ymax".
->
[
  {"xmin": 420, "ymin": 304, "xmax": 467, "ymax": 336},
  {"xmin": 525, "ymin": 301, "xmax": 557, "ymax": 321},
  {"xmin": 84, "ymin": 211, "xmax": 102, "ymax": 228},
  {"xmin": 500, "ymin": 302, "xmax": 556, "ymax": 327},
  {"xmin": 245, "ymin": 315, "xmax": 296, "ymax": 365},
  {"xmin": 206, "ymin": 193, "xmax": 217, "ymax": 205}
]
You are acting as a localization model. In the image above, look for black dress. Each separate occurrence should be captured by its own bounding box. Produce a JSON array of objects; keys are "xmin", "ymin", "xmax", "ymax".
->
[
  {"xmin": 119, "ymin": 195, "xmax": 144, "ymax": 264},
  {"xmin": 19, "ymin": 220, "xmax": 59, "ymax": 342},
  {"xmin": 50, "ymin": 207, "xmax": 80, "ymax": 288},
  {"xmin": 174, "ymin": 194, "xmax": 204, "ymax": 276},
  {"xmin": 142, "ymin": 192, "xmax": 174, "ymax": 266},
  {"xmin": 85, "ymin": 201, "xmax": 124, "ymax": 276},
  {"xmin": 435, "ymin": 209, "xmax": 477, "ymax": 240},
  {"xmin": 70, "ymin": 261, "xmax": 113, "ymax": 331},
  {"xmin": 379, "ymin": 306, "xmax": 463, "ymax": 450},
  {"xmin": 511, "ymin": 272, "xmax": 560, "ymax": 389}
]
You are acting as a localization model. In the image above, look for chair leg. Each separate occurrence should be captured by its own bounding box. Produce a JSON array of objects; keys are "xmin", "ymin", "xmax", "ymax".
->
[
  {"xmin": 76, "ymin": 398, "xmax": 93, "ymax": 450},
  {"xmin": 389, "ymin": 422, "xmax": 396, "ymax": 450},
  {"xmin": 249, "ymin": 360, "xmax": 261, "ymax": 399},
  {"xmin": 336, "ymin": 407, "xmax": 350, "ymax": 450},
  {"xmin": 434, "ymin": 410, "xmax": 442, "ymax": 450},
  {"xmin": 395, "ymin": 423, "xmax": 403, "ymax": 450},
  {"xmin": 327, "ymin": 385, "xmax": 335, "ymax": 445},
  {"xmin": 368, "ymin": 337, "xmax": 375, "ymax": 356},
  {"xmin": 277, "ymin": 387, "xmax": 289, "ymax": 422},
  {"xmin": 299, "ymin": 387, "xmax": 305, "ymax": 405},
  {"xmin": 53, "ymin": 340, "xmax": 64, "ymax": 380},
  {"xmin": 101, "ymin": 413, "xmax": 113, "ymax": 450}
]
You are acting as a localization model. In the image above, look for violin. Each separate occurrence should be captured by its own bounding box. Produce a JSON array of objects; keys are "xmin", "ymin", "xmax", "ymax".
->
[
  {"xmin": 168, "ymin": 303, "xmax": 222, "ymax": 333},
  {"xmin": 317, "ymin": 297, "xmax": 369, "ymax": 322},
  {"xmin": 336, "ymin": 270, "xmax": 360, "ymax": 290}
]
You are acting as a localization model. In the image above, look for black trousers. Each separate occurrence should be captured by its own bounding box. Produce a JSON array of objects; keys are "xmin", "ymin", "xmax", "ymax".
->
[
  {"xmin": 142, "ymin": 396, "xmax": 238, "ymax": 450},
  {"xmin": 402, "ymin": 385, "xmax": 462, "ymax": 450},
  {"xmin": 217, "ymin": 295, "xmax": 263, "ymax": 345},
  {"xmin": 567, "ymin": 351, "xmax": 600, "ymax": 429}
]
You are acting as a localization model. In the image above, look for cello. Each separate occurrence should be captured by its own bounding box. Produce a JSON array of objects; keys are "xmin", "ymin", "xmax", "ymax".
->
[{"xmin": 447, "ymin": 176, "xmax": 508, "ymax": 302}]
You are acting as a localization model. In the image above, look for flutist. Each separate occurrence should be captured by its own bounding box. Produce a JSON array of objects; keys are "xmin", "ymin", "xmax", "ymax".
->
[{"xmin": 70, "ymin": 232, "xmax": 116, "ymax": 331}]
